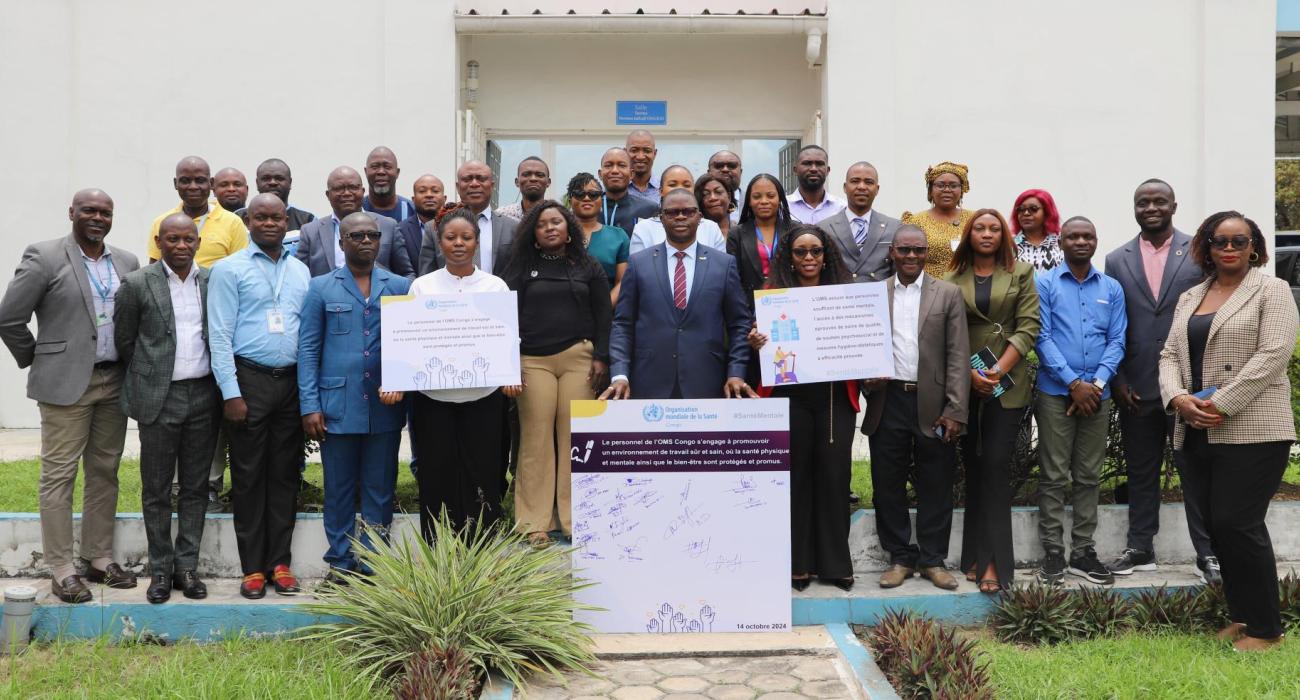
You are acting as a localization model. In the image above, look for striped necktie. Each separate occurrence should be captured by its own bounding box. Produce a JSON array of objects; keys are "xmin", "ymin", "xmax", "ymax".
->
[
  {"xmin": 673, "ymin": 251, "xmax": 687, "ymax": 309},
  {"xmin": 852, "ymin": 217, "xmax": 868, "ymax": 248}
]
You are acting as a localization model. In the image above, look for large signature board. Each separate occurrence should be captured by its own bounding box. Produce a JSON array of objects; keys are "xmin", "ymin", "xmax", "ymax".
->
[{"xmin": 570, "ymin": 399, "xmax": 791, "ymax": 634}]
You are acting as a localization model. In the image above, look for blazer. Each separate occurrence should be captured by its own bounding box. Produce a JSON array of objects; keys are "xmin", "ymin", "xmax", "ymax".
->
[
  {"xmin": 725, "ymin": 221, "xmax": 788, "ymax": 308},
  {"xmin": 1159, "ymin": 268, "xmax": 1298, "ymax": 448},
  {"xmin": 113, "ymin": 263, "xmax": 210, "ymax": 424},
  {"xmin": 946, "ymin": 260, "xmax": 1041, "ymax": 409},
  {"xmin": 396, "ymin": 214, "xmax": 428, "ymax": 275},
  {"xmin": 609, "ymin": 243, "xmax": 753, "ymax": 399},
  {"xmin": 418, "ymin": 212, "xmax": 518, "ymax": 277},
  {"xmin": 297, "ymin": 266, "xmax": 412, "ymax": 435},
  {"xmin": 0, "ymin": 234, "xmax": 140, "ymax": 405},
  {"xmin": 1103, "ymin": 230, "xmax": 1203, "ymax": 402},
  {"xmin": 819, "ymin": 209, "xmax": 901, "ymax": 283},
  {"xmin": 296, "ymin": 212, "xmax": 415, "ymax": 280},
  {"xmin": 861, "ymin": 273, "xmax": 971, "ymax": 435}
]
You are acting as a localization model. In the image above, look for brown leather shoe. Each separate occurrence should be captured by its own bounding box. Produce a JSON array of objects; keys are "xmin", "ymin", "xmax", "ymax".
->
[
  {"xmin": 920, "ymin": 566, "xmax": 960, "ymax": 591},
  {"xmin": 1234, "ymin": 635, "xmax": 1284, "ymax": 652},
  {"xmin": 51, "ymin": 575, "xmax": 93, "ymax": 604},
  {"xmin": 85, "ymin": 562, "xmax": 137, "ymax": 589},
  {"xmin": 1216, "ymin": 622, "xmax": 1246, "ymax": 641},
  {"xmin": 878, "ymin": 564, "xmax": 916, "ymax": 589}
]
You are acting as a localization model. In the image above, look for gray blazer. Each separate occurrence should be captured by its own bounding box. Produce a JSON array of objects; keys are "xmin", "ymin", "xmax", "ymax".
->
[
  {"xmin": 861, "ymin": 273, "xmax": 971, "ymax": 435},
  {"xmin": 1103, "ymin": 230, "xmax": 1204, "ymax": 402},
  {"xmin": 0, "ymin": 234, "xmax": 140, "ymax": 405},
  {"xmin": 112, "ymin": 263, "xmax": 209, "ymax": 425},
  {"xmin": 418, "ymin": 212, "xmax": 518, "ymax": 276},
  {"xmin": 819, "ymin": 209, "xmax": 901, "ymax": 283},
  {"xmin": 295, "ymin": 212, "xmax": 415, "ymax": 279}
]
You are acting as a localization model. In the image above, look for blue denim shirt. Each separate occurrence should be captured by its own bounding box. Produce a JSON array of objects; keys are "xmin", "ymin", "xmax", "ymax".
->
[{"xmin": 1034, "ymin": 265, "xmax": 1127, "ymax": 399}]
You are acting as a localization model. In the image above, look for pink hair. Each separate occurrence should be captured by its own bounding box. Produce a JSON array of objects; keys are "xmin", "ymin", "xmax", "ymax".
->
[{"xmin": 1011, "ymin": 189, "xmax": 1061, "ymax": 236}]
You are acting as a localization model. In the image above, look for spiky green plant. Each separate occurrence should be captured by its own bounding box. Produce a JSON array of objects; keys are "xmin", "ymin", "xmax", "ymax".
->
[
  {"xmin": 1190, "ymin": 583, "xmax": 1230, "ymax": 633},
  {"xmin": 301, "ymin": 514, "xmax": 599, "ymax": 692},
  {"xmin": 1279, "ymin": 570, "xmax": 1300, "ymax": 633},
  {"xmin": 1073, "ymin": 586, "xmax": 1132, "ymax": 639},
  {"xmin": 991, "ymin": 583, "xmax": 1085, "ymax": 645},
  {"xmin": 868, "ymin": 609, "xmax": 993, "ymax": 699},
  {"xmin": 1129, "ymin": 586, "xmax": 1201, "ymax": 631},
  {"xmin": 393, "ymin": 646, "xmax": 478, "ymax": 700}
]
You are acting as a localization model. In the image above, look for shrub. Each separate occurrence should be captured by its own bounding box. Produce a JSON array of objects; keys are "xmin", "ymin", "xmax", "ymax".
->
[
  {"xmin": 1073, "ymin": 586, "xmax": 1132, "ymax": 639},
  {"xmin": 301, "ymin": 515, "xmax": 599, "ymax": 693},
  {"xmin": 991, "ymin": 583, "xmax": 1085, "ymax": 645},
  {"xmin": 393, "ymin": 646, "xmax": 478, "ymax": 700},
  {"xmin": 1191, "ymin": 583, "xmax": 1231, "ymax": 632},
  {"xmin": 868, "ymin": 610, "xmax": 992, "ymax": 700},
  {"xmin": 1129, "ymin": 586, "xmax": 1202, "ymax": 632},
  {"xmin": 1279, "ymin": 570, "xmax": 1300, "ymax": 633}
]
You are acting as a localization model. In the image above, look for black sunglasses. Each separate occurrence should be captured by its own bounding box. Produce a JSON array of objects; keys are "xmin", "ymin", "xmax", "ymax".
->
[
  {"xmin": 570, "ymin": 190, "xmax": 604, "ymax": 201},
  {"xmin": 345, "ymin": 231, "xmax": 382, "ymax": 242},
  {"xmin": 1209, "ymin": 235, "xmax": 1251, "ymax": 251}
]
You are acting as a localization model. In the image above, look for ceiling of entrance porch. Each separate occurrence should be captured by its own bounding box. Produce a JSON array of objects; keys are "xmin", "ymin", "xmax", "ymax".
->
[{"xmin": 456, "ymin": 1, "xmax": 826, "ymax": 15}]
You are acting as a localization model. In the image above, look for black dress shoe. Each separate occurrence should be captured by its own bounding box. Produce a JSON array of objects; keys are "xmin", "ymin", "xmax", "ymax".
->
[
  {"xmin": 51, "ymin": 575, "xmax": 93, "ymax": 604},
  {"xmin": 146, "ymin": 574, "xmax": 171, "ymax": 604},
  {"xmin": 85, "ymin": 562, "xmax": 137, "ymax": 589},
  {"xmin": 172, "ymin": 571, "xmax": 207, "ymax": 600},
  {"xmin": 792, "ymin": 577, "xmax": 812, "ymax": 592}
]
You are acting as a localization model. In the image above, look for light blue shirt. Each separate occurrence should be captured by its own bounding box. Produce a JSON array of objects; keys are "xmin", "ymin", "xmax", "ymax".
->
[
  {"xmin": 666, "ymin": 240, "xmax": 699, "ymax": 304},
  {"xmin": 207, "ymin": 244, "xmax": 312, "ymax": 399},
  {"xmin": 1034, "ymin": 264, "xmax": 1127, "ymax": 399},
  {"xmin": 627, "ymin": 175, "xmax": 661, "ymax": 205},
  {"xmin": 81, "ymin": 249, "xmax": 120, "ymax": 362}
]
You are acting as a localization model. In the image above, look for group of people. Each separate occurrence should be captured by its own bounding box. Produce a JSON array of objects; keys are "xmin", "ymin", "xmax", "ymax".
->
[{"xmin": 2, "ymin": 130, "xmax": 1294, "ymax": 652}]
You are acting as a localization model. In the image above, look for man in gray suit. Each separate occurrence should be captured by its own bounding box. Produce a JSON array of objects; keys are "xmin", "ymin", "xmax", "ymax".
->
[
  {"xmin": 419, "ymin": 160, "xmax": 518, "ymax": 275},
  {"xmin": 1103, "ymin": 178, "xmax": 1216, "ymax": 582},
  {"xmin": 296, "ymin": 166, "xmax": 415, "ymax": 279},
  {"xmin": 860, "ymin": 225, "xmax": 970, "ymax": 591},
  {"xmin": 113, "ymin": 214, "xmax": 219, "ymax": 603},
  {"xmin": 0, "ymin": 189, "xmax": 140, "ymax": 603},
  {"xmin": 819, "ymin": 162, "xmax": 901, "ymax": 283}
]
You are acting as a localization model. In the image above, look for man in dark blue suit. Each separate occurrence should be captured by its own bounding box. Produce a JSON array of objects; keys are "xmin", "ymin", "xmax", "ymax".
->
[{"xmin": 602, "ymin": 189, "xmax": 756, "ymax": 400}]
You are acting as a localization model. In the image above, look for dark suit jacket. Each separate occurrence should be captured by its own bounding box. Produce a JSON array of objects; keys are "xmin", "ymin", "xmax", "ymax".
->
[
  {"xmin": 1102, "ymin": 230, "xmax": 1203, "ymax": 402},
  {"xmin": 609, "ymin": 243, "xmax": 752, "ymax": 399},
  {"xmin": 418, "ymin": 211, "xmax": 518, "ymax": 276},
  {"xmin": 862, "ymin": 273, "xmax": 971, "ymax": 436},
  {"xmin": 295, "ymin": 212, "xmax": 415, "ymax": 279},
  {"xmin": 601, "ymin": 193, "xmax": 659, "ymax": 239},
  {"xmin": 725, "ymin": 221, "xmax": 789, "ymax": 310},
  {"xmin": 819, "ymin": 209, "xmax": 901, "ymax": 283},
  {"xmin": 396, "ymin": 214, "xmax": 429, "ymax": 275},
  {"xmin": 0, "ymin": 234, "xmax": 140, "ymax": 405},
  {"xmin": 112, "ymin": 262, "xmax": 209, "ymax": 424},
  {"xmin": 235, "ymin": 205, "xmax": 315, "ymax": 232}
]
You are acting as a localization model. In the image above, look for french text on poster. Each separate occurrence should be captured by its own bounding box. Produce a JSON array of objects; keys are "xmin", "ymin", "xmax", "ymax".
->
[
  {"xmin": 379, "ymin": 292, "xmax": 520, "ymax": 391},
  {"xmin": 570, "ymin": 399, "xmax": 790, "ymax": 634},
  {"xmin": 753, "ymin": 283, "xmax": 894, "ymax": 386}
]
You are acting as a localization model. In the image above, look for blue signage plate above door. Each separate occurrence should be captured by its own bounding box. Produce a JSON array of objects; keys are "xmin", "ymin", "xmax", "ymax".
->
[{"xmin": 616, "ymin": 100, "xmax": 667, "ymax": 126}]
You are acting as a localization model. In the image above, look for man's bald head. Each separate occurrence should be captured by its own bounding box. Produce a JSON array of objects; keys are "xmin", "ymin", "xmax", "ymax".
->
[
  {"xmin": 175, "ymin": 156, "xmax": 210, "ymax": 177},
  {"xmin": 246, "ymin": 193, "xmax": 288, "ymax": 251},
  {"xmin": 326, "ymin": 166, "xmax": 366, "ymax": 217},
  {"xmin": 256, "ymin": 158, "xmax": 293, "ymax": 202},
  {"xmin": 174, "ymin": 157, "xmax": 212, "ymax": 212},
  {"xmin": 213, "ymin": 167, "xmax": 248, "ymax": 212},
  {"xmin": 71, "ymin": 188, "xmax": 113, "ymax": 209},
  {"xmin": 456, "ymin": 160, "xmax": 494, "ymax": 211},
  {"xmin": 157, "ymin": 213, "xmax": 199, "ymax": 271},
  {"xmin": 413, "ymin": 174, "xmax": 447, "ymax": 218},
  {"xmin": 708, "ymin": 150, "xmax": 743, "ymax": 193},
  {"xmin": 69, "ymin": 189, "xmax": 114, "ymax": 243},
  {"xmin": 365, "ymin": 147, "xmax": 400, "ymax": 197},
  {"xmin": 625, "ymin": 130, "xmax": 657, "ymax": 179},
  {"xmin": 160, "ymin": 212, "xmax": 197, "ymax": 235},
  {"xmin": 598, "ymin": 148, "xmax": 633, "ymax": 195}
]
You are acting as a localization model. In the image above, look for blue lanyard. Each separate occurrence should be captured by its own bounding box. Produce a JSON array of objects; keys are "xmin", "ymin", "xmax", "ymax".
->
[
  {"xmin": 83, "ymin": 259, "xmax": 116, "ymax": 303},
  {"xmin": 602, "ymin": 198, "xmax": 618, "ymax": 227},
  {"xmin": 255, "ymin": 252, "xmax": 289, "ymax": 307}
]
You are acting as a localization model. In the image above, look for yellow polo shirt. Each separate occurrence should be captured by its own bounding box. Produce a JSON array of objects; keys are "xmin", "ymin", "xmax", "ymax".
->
[{"xmin": 148, "ymin": 199, "xmax": 249, "ymax": 268}]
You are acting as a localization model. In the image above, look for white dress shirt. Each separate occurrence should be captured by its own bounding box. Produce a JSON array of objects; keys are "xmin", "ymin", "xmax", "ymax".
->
[
  {"xmin": 164, "ymin": 263, "xmax": 211, "ymax": 380},
  {"xmin": 476, "ymin": 208, "xmax": 495, "ymax": 273},
  {"xmin": 629, "ymin": 218, "xmax": 727, "ymax": 255},
  {"xmin": 410, "ymin": 267, "xmax": 510, "ymax": 403},
  {"xmin": 788, "ymin": 191, "xmax": 845, "ymax": 225},
  {"xmin": 330, "ymin": 216, "xmax": 345, "ymax": 269},
  {"xmin": 891, "ymin": 273, "xmax": 923, "ymax": 382}
]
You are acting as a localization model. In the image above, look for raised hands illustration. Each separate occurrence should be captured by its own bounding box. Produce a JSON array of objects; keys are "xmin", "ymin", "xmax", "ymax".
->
[
  {"xmin": 700, "ymin": 605, "xmax": 715, "ymax": 632},
  {"xmin": 440, "ymin": 364, "xmax": 458, "ymax": 388}
]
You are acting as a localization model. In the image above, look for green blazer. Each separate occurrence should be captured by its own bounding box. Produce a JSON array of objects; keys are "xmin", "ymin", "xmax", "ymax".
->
[
  {"xmin": 945, "ymin": 260, "xmax": 1041, "ymax": 409},
  {"xmin": 113, "ymin": 262, "xmax": 209, "ymax": 424}
]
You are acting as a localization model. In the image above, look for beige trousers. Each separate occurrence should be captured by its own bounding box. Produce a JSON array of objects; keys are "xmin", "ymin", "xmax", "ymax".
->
[
  {"xmin": 514, "ymin": 341, "xmax": 593, "ymax": 536},
  {"xmin": 37, "ymin": 366, "xmax": 128, "ymax": 571}
]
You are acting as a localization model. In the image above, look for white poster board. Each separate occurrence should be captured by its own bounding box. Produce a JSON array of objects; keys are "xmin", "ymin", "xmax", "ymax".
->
[
  {"xmin": 379, "ymin": 292, "xmax": 520, "ymax": 391},
  {"xmin": 753, "ymin": 283, "xmax": 895, "ymax": 386},
  {"xmin": 570, "ymin": 399, "xmax": 791, "ymax": 634}
]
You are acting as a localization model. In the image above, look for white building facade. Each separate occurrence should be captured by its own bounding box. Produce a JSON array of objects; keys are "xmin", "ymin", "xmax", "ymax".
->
[{"xmin": 0, "ymin": 0, "xmax": 1275, "ymax": 427}]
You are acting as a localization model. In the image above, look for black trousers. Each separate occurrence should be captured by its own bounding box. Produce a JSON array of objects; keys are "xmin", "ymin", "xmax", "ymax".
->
[
  {"xmin": 1183, "ymin": 430, "xmax": 1291, "ymax": 639},
  {"xmin": 1120, "ymin": 400, "xmax": 1212, "ymax": 557},
  {"xmin": 139, "ymin": 376, "xmax": 220, "ymax": 576},
  {"xmin": 959, "ymin": 399, "xmax": 1024, "ymax": 587},
  {"xmin": 868, "ymin": 384, "xmax": 957, "ymax": 568},
  {"xmin": 228, "ymin": 363, "xmax": 302, "ymax": 575},
  {"xmin": 413, "ymin": 391, "xmax": 507, "ymax": 539},
  {"xmin": 774, "ymin": 382, "xmax": 856, "ymax": 578}
]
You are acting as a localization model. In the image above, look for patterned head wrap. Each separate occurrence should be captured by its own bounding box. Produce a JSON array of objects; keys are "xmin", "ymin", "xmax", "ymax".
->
[{"xmin": 924, "ymin": 161, "xmax": 970, "ymax": 203}]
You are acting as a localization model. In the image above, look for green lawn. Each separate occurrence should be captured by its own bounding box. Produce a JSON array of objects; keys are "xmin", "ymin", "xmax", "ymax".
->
[
  {"xmin": 0, "ymin": 637, "xmax": 384, "ymax": 699},
  {"xmin": 979, "ymin": 632, "xmax": 1300, "ymax": 698}
]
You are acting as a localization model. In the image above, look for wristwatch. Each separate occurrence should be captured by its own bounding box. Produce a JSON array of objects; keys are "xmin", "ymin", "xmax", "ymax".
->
[{"xmin": 1092, "ymin": 378, "xmax": 1106, "ymax": 391}]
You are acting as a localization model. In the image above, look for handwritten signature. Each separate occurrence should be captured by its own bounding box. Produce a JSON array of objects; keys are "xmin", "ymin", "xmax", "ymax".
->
[
  {"xmin": 683, "ymin": 538, "xmax": 711, "ymax": 559},
  {"xmin": 705, "ymin": 553, "xmax": 753, "ymax": 573},
  {"xmin": 663, "ymin": 504, "xmax": 712, "ymax": 540}
]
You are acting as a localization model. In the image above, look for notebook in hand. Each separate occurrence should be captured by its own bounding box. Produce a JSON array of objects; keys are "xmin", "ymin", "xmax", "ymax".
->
[{"xmin": 971, "ymin": 347, "xmax": 1015, "ymax": 398}]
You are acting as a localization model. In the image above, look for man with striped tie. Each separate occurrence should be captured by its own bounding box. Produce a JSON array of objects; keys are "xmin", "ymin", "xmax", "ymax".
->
[
  {"xmin": 602, "ymin": 189, "xmax": 755, "ymax": 401},
  {"xmin": 820, "ymin": 162, "xmax": 902, "ymax": 283}
]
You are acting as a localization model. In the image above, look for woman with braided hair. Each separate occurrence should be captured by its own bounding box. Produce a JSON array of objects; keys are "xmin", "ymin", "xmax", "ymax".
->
[{"xmin": 901, "ymin": 161, "xmax": 975, "ymax": 278}]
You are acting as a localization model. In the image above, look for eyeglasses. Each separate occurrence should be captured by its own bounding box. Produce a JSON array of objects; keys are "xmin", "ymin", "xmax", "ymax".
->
[
  {"xmin": 1016, "ymin": 205, "xmax": 1041, "ymax": 215},
  {"xmin": 458, "ymin": 174, "xmax": 492, "ymax": 184},
  {"xmin": 661, "ymin": 207, "xmax": 699, "ymax": 219},
  {"xmin": 1210, "ymin": 235, "xmax": 1251, "ymax": 251},
  {"xmin": 892, "ymin": 245, "xmax": 929, "ymax": 256},
  {"xmin": 329, "ymin": 184, "xmax": 363, "ymax": 194},
  {"xmin": 571, "ymin": 190, "xmax": 604, "ymax": 201},
  {"xmin": 344, "ymin": 231, "xmax": 382, "ymax": 242},
  {"xmin": 791, "ymin": 247, "xmax": 824, "ymax": 259},
  {"xmin": 932, "ymin": 182, "xmax": 962, "ymax": 191}
]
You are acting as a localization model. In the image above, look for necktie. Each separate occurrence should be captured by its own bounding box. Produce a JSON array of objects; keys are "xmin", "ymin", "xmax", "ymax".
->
[
  {"xmin": 852, "ymin": 217, "xmax": 868, "ymax": 248},
  {"xmin": 673, "ymin": 251, "xmax": 687, "ymax": 309}
]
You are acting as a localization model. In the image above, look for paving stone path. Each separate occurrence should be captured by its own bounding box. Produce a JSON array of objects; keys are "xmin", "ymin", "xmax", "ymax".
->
[{"xmin": 520, "ymin": 654, "xmax": 862, "ymax": 699}]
